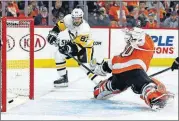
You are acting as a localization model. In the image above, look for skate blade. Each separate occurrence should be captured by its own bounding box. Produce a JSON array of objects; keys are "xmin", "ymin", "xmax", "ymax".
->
[{"xmin": 54, "ymin": 83, "xmax": 68, "ymax": 88}]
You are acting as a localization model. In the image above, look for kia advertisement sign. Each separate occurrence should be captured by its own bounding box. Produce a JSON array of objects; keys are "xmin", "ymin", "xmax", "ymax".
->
[{"xmin": 19, "ymin": 34, "xmax": 46, "ymax": 52}]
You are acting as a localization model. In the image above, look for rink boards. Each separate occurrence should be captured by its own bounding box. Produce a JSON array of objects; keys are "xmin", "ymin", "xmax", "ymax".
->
[{"xmin": 6, "ymin": 27, "xmax": 178, "ymax": 68}]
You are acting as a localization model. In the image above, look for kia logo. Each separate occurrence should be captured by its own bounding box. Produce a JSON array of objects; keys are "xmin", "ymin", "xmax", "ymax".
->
[
  {"xmin": 19, "ymin": 34, "xmax": 46, "ymax": 52},
  {"xmin": 7, "ymin": 35, "xmax": 15, "ymax": 52}
]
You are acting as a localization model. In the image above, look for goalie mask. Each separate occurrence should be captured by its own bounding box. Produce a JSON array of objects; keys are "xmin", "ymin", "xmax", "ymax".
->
[
  {"xmin": 122, "ymin": 28, "xmax": 132, "ymax": 43},
  {"xmin": 71, "ymin": 8, "xmax": 84, "ymax": 26},
  {"xmin": 123, "ymin": 27, "xmax": 145, "ymax": 43},
  {"xmin": 130, "ymin": 27, "xmax": 145, "ymax": 43}
]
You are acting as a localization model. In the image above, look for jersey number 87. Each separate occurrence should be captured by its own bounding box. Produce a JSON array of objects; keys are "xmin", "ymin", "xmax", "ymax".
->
[{"xmin": 80, "ymin": 36, "xmax": 88, "ymax": 42}]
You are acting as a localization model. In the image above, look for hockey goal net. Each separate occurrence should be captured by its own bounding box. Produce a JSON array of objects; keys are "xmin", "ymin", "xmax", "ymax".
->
[{"xmin": 0, "ymin": 17, "xmax": 34, "ymax": 112}]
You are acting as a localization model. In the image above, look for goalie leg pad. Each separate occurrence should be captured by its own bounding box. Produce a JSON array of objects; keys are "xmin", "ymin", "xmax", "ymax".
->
[
  {"xmin": 94, "ymin": 77, "xmax": 126, "ymax": 100},
  {"xmin": 141, "ymin": 82, "xmax": 174, "ymax": 110}
]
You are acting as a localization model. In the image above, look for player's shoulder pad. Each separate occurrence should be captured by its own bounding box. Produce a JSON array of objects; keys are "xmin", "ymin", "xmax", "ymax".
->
[
  {"xmin": 78, "ymin": 20, "xmax": 91, "ymax": 35},
  {"xmin": 63, "ymin": 14, "xmax": 72, "ymax": 26}
]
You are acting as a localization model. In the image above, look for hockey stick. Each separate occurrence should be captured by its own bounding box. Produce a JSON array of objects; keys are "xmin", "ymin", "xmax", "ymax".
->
[
  {"xmin": 66, "ymin": 53, "xmax": 98, "ymax": 84},
  {"xmin": 149, "ymin": 67, "xmax": 171, "ymax": 78},
  {"xmin": 54, "ymin": 32, "xmax": 99, "ymax": 84},
  {"xmin": 54, "ymin": 40, "xmax": 98, "ymax": 84},
  {"xmin": 63, "ymin": 31, "xmax": 96, "ymax": 75},
  {"xmin": 56, "ymin": 32, "xmax": 172, "ymax": 83},
  {"xmin": 67, "ymin": 53, "xmax": 172, "ymax": 80},
  {"xmin": 67, "ymin": 53, "xmax": 94, "ymax": 74}
]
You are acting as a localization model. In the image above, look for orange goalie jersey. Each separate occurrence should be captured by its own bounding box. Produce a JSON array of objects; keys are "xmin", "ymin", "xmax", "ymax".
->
[{"xmin": 112, "ymin": 34, "xmax": 154, "ymax": 74}]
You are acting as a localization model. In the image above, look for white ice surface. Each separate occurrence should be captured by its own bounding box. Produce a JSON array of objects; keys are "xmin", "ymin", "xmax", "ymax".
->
[{"xmin": 1, "ymin": 67, "xmax": 178, "ymax": 120}]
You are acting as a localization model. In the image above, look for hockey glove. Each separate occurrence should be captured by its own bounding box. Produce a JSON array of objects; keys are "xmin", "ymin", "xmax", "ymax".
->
[
  {"xmin": 47, "ymin": 31, "xmax": 58, "ymax": 45},
  {"xmin": 171, "ymin": 57, "xmax": 179, "ymax": 71},
  {"xmin": 90, "ymin": 58, "xmax": 98, "ymax": 71},
  {"xmin": 94, "ymin": 65, "xmax": 107, "ymax": 76},
  {"xmin": 93, "ymin": 60, "xmax": 112, "ymax": 76}
]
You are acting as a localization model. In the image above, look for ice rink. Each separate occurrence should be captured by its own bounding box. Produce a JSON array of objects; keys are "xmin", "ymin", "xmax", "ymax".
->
[{"xmin": 1, "ymin": 67, "xmax": 178, "ymax": 120}]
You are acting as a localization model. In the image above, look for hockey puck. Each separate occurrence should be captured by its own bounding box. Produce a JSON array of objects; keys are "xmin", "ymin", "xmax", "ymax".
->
[{"xmin": 8, "ymin": 99, "xmax": 14, "ymax": 104}]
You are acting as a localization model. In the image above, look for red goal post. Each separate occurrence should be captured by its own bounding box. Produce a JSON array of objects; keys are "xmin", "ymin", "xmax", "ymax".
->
[{"xmin": 1, "ymin": 17, "xmax": 34, "ymax": 112}]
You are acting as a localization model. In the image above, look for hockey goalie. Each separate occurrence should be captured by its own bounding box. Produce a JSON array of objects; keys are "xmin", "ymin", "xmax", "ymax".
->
[
  {"xmin": 47, "ymin": 8, "xmax": 94, "ymax": 87},
  {"xmin": 90, "ymin": 27, "xmax": 175, "ymax": 110}
]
